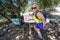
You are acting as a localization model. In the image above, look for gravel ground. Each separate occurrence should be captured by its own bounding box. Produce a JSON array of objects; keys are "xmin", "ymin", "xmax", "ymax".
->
[
  {"xmin": 0, "ymin": 22, "xmax": 60, "ymax": 40},
  {"xmin": 0, "ymin": 13, "xmax": 60, "ymax": 40}
]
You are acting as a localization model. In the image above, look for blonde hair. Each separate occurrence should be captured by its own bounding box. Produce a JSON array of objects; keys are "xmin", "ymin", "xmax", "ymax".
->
[{"xmin": 31, "ymin": 3, "xmax": 39, "ymax": 9}]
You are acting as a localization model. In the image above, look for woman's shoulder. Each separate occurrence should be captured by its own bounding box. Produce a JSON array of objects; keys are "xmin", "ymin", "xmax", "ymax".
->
[{"xmin": 37, "ymin": 12, "xmax": 43, "ymax": 16}]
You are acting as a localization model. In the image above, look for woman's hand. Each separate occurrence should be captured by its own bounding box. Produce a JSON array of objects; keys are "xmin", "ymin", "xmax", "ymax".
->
[{"xmin": 43, "ymin": 24, "xmax": 48, "ymax": 30}]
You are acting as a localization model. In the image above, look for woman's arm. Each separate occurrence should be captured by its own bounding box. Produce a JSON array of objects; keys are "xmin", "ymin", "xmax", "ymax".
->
[{"xmin": 37, "ymin": 12, "xmax": 46, "ymax": 25}]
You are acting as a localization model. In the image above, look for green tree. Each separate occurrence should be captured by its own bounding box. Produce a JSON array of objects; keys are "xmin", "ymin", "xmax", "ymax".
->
[
  {"xmin": 0, "ymin": 0, "xmax": 28, "ymax": 22},
  {"xmin": 37, "ymin": 0, "xmax": 60, "ymax": 9}
]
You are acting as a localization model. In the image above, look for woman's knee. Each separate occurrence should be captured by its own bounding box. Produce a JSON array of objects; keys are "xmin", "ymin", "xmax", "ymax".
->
[{"xmin": 36, "ymin": 28, "xmax": 41, "ymax": 33}]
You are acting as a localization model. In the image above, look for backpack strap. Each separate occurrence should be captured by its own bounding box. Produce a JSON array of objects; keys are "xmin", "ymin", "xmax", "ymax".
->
[{"xmin": 35, "ymin": 10, "xmax": 42, "ymax": 20}]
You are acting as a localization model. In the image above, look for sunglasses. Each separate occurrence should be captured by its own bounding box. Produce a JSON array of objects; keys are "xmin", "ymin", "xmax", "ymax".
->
[{"xmin": 31, "ymin": 7, "xmax": 36, "ymax": 9}]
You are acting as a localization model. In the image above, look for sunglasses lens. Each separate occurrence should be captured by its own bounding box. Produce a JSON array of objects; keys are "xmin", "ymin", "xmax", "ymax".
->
[{"xmin": 31, "ymin": 7, "xmax": 36, "ymax": 9}]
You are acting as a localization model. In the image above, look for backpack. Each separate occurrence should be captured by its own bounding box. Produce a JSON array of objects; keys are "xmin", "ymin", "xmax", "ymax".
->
[{"xmin": 35, "ymin": 10, "xmax": 47, "ymax": 21}]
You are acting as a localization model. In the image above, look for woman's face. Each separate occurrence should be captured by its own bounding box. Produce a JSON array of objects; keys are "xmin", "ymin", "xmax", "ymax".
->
[{"xmin": 31, "ymin": 4, "xmax": 37, "ymax": 13}]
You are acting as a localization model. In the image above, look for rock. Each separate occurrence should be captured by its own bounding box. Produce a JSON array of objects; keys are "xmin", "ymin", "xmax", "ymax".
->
[
  {"xmin": 16, "ymin": 36, "xmax": 20, "ymax": 40},
  {"xmin": 0, "ymin": 29, "xmax": 5, "ymax": 36}
]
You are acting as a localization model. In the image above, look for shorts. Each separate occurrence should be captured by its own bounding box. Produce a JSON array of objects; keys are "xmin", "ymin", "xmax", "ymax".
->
[{"xmin": 34, "ymin": 23, "xmax": 43, "ymax": 30}]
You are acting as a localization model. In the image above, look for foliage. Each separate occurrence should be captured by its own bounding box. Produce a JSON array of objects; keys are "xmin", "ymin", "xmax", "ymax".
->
[
  {"xmin": 0, "ymin": 18, "xmax": 8, "ymax": 25},
  {"xmin": 0, "ymin": 0, "xmax": 28, "ymax": 22},
  {"xmin": 37, "ymin": 0, "xmax": 60, "ymax": 9}
]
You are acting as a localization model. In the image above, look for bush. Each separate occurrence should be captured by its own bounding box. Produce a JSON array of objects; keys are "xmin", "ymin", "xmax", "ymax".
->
[{"xmin": 0, "ymin": 18, "xmax": 8, "ymax": 25}]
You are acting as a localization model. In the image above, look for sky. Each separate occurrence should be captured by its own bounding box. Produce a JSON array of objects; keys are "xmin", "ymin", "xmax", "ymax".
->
[{"xmin": 28, "ymin": 0, "xmax": 37, "ymax": 4}]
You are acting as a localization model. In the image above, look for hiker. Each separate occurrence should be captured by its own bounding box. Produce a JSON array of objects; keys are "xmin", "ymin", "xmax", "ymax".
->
[{"xmin": 31, "ymin": 3, "xmax": 46, "ymax": 40}]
